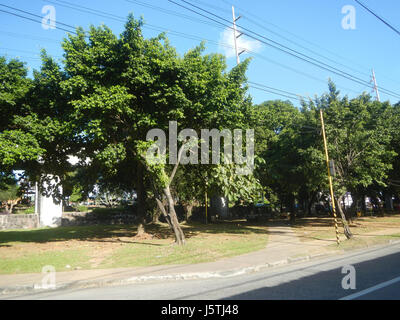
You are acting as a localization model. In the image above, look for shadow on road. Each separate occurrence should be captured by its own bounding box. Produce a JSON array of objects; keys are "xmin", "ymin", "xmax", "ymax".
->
[{"xmin": 221, "ymin": 250, "xmax": 400, "ymax": 300}]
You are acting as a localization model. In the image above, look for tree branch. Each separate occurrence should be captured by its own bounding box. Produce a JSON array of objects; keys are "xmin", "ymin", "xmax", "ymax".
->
[{"xmin": 169, "ymin": 141, "xmax": 187, "ymax": 184}]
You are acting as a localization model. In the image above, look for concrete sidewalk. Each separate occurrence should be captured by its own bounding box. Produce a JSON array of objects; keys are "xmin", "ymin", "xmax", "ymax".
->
[{"xmin": 0, "ymin": 223, "xmax": 345, "ymax": 296}]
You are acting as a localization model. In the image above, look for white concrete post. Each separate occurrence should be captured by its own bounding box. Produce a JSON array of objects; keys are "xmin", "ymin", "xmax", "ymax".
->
[{"xmin": 37, "ymin": 175, "xmax": 63, "ymax": 227}]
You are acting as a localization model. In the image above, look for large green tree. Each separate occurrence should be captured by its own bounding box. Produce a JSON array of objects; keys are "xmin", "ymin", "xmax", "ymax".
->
[
  {"xmin": 56, "ymin": 15, "xmax": 255, "ymax": 244},
  {"xmin": 303, "ymin": 83, "xmax": 396, "ymax": 237}
]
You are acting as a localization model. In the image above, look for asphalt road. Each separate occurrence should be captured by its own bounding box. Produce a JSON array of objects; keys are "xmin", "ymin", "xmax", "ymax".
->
[{"xmin": 4, "ymin": 242, "xmax": 400, "ymax": 300}]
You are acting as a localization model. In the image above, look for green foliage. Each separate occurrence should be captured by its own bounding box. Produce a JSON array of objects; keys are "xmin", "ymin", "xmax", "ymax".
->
[
  {"xmin": 69, "ymin": 185, "xmax": 85, "ymax": 203},
  {"xmin": 55, "ymin": 15, "xmax": 255, "ymax": 212},
  {"xmin": 2, "ymin": 14, "xmax": 399, "ymax": 221},
  {"xmin": 0, "ymin": 130, "xmax": 43, "ymax": 167},
  {"xmin": 77, "ymin": 205, "xmax": 89, "ymax": 212},
  {"xmin": 0, "ymin": 57, "xmax": 42, "ymax": 178},
  {"xmin": 252, "ymin": 81, "xmax": 399, "ymax": 212},
  {"xmin": 209, "ymin": 163, "xmax": 262, "ymax": 204},
  {"xmin": 310, "ymin": 82, "xmax": 396, "ymax": 196},
  {"xmin": 0, "ymin": 183, "xmax": 21, "ymax": 203}
]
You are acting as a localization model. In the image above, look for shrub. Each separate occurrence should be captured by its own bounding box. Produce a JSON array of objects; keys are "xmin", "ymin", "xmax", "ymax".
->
[{"xmin": 77, "ymin": 205, "xmax": 89, "ymax": 212}]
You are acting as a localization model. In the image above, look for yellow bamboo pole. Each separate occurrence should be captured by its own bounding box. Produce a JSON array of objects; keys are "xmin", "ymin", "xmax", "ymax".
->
[{"xmin": 320, "ymin": 109, "xmax": 340, "ymax": 245}]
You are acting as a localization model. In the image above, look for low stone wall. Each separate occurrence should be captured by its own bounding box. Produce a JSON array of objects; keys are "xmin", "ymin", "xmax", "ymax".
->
[
  {"xmin": 61, "ymin": 211, "xmax": 138, "ymax": 226},
  {"xmin": 0, "ymin": 211, "xmax": 139, "ymax": 230},
  {"xmin": 0, "ymin": 214, "xmax": 39, "ymax": 230}
]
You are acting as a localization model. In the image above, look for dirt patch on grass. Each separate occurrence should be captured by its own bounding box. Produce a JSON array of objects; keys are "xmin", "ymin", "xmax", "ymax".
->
[
  {"xmin": 293, "ymin": 214, "xmax": 400, "ymax": 243},
  {"xmin": 0, "ymin": 220, "xmax": 270, "ymax": 274},
  {"xmin": 88, "ymin": 243, "xmax": 117, "ymax": 268}
]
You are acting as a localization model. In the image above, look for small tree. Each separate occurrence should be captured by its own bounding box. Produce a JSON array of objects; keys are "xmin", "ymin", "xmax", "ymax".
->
[
  {"xmin": 0, "ymin": 183, "xmax": 21, "ymax": 214},
  {"xmin": 96, "ymin": 185, "xmax": 124, "ymax": 208}
]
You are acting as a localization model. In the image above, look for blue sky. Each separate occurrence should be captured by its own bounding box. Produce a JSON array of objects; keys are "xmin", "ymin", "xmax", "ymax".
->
[{"xmin": 1, "ymin": 0, "xmax": 399, "ymax": 106}]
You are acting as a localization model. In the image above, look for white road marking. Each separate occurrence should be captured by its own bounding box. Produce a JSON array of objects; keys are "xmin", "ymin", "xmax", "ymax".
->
[{"xmin": 340, "ymin": 276, "xmax": 400, "ymax": 300}]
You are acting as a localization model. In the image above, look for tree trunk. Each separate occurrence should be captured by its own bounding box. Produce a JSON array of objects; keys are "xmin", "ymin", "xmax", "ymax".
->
[
  {"xmin": 361, "ymin": 194, "xmax": 367, "ymax": 215},
  {"xmin": 385, "ymin": 192, "xmax": 393, "ymax": 211},
  {"xmin": 336, "ymin": 195, "xmax": 353, "ymax": 239},
  {"xmin": 152, "ymin": 208, "xmax": 160, "ymax": 223},
  {"xmin": 289, "ymin": 196, "xmax": 296, "ymax": 225},
  {"xmin": 155, "ymin": 198, "xmax": 172, "ymax": 229},
  {"xmin": 5, "ymin": 203, "xmax": 12, "ymax": 214},
  {"xmin": 307, "ymin": 192, "xmax": 317, "ymax": 217},
  {"xmin": 184, "ymin": 203, "xmax": 193, "ymax": 221},
  {"xmin": 136, "ymin": 164, "xmax": 147, "ymax": 237},
  {"xmin": 163, "ymin": 186, "xmax": 185, "ymax": 245}
]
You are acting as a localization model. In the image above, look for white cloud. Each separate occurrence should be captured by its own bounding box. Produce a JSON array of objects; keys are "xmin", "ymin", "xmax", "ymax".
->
[{"xmin": 218, "ymin": 27, "xmax": 262, "ymax": 59}]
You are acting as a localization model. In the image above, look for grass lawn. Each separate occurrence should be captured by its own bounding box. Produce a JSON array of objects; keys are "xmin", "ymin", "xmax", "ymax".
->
[
  {"xmin": 12, "ymin": 206, "xmax": 35, "ymax": 214},
  {"xmin": 292, "ymin": 214, "xmax": 400, "ymax": 249},
  {"xmin": 0, "ymin": 220, "xmax": 269, "ymax": 274},
  {"xmin": 330, "ymin": 232, "xmax": 400, "ymax": 251}
]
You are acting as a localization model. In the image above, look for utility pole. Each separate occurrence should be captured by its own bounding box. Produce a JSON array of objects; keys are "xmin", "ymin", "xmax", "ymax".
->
[
  {"xmin": 320, "ymin": 110, "xmax": 340, "ymax": 245},
  {"xmin": 232, "ymin": 6, "xmax": 244, "ymax": 65},
  {"xmin": 372, "ymin": 69, "xmax": 381, "ymax": 102}
]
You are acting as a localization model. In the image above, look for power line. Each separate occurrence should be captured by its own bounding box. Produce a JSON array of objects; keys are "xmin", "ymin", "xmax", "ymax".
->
[
  {"xmin": 221, "ymin": 0, "xmax": 382, "ymax": 82},
  {"xmin": 34, "ymin": 0, "xmax": 362, "ymax": 96},
  {"xmin": 41, "ymin": 0, "xmax": 224, "ymax": 43},
  {"xmin": 0, "ymin": 4, "xmax": 79, "ymax": 34},
  {"xmin": 0, "ymin": 8, "xmax": 76, "ymax": 35},
  {"xmin": 168, "ymin": 0, "xmax": 400, "ymax": 100},
  {"xmin": 54, "ymin": 0, "xmax": 327, "ymax": 86},
  {"xmin": 354, "ymin": 0, "xmax": 400, "ymax": 37},
  {"xmin": 191, "ymin": 0, "xmax": 227, "ymax": 14},
  {"xmin": 0, "ymin": 53, "xmax": 43, "ymax": 61},
  {"xmin": 246, "ymin": 48, "xmax": 362, "ymax": 96},
  {"xmin": 175, "ymin": 0, "xmax": 364, "ymax": 79},
  {"xmin": 127, "ymin": 0, "xmax": 367, "ymax": 85},
  {"xmin": 123, "ymin": 0, "xmax": 222, "ymax": 29},
  {"xmin": 34, "ymin": 0, "xmax": 368, "ymax": 97},
  {"xmin": 45, "ymin": 1, "xmax": 308, "ymax": 102},
  {"xmin": 0, "ymin": 1, "xmax": 381, "ymax": 102},
  {"xmin": 249, "ymin": 84, "xmax": 303, "ymax": 102},
  {"xmin": 4, "ymin": 1, "xmax": 398, "ymax": 100},
  {"xmin": 0, "ymin": 10, "xmax": 78, "ymax": 36},
  {"xmin": 2, "ymin": 4, "xmax": 305, "ymax": 103},
  {"xmin": 0, "ymin": 46, "xmax": 61, "ymax": 58},
  {"xmin": 0, "ymin": 30, "xmax": 61, "ymax": 43},
  {"xmin": 129, "ymin": 2, "xmax": 361, "ymax": 96},
  {"xmin": 45, "ymin": 0, "xmax": 125, "ymax": 22},
  {"xmin": 0, "ymin": 2, "xmax": 301, "ymax": 103},
  {"xmin": 178, "ymin": 0, "xmax": 400, "ymax": 99},
  {"xmin": 248, "ymin": 81, "xmax": 305, "ymax": 100},
  {"xmin": 223, "ymin": 0, "xmax": 400, "ymax": 87},
  {"xmin": 240, "ymin": 13, "xmax": 371, "ymax": 79}
]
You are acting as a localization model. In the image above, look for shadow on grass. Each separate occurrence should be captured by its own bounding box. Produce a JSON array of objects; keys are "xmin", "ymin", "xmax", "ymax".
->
[
  {"xmin": 0, "ymin": 224, "xmax": 167, "ymax": 245},
  {"xmin": 4, "ymin": 215, "xmax": 390, "ymax": 246},
  {"xmin": 290, "ymin": 214, "xmax": 400, "ymax": 242},
  {"xmin": 290, "ymin": 217, "xmax": 346, "ymax": 229},
  {"xmin": 0, "ymin": 219, "xmax": 277, "ymax": 245},
  {"xmin": 181, "ymin": 219, "xmax": 280, "ymax": 235}
]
